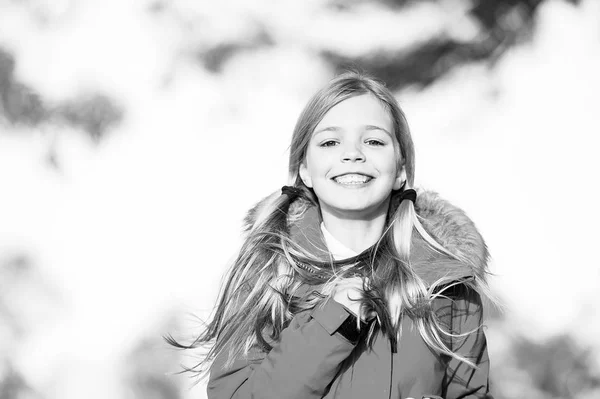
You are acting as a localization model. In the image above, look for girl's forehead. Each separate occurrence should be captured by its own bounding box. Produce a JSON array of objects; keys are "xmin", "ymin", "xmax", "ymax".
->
[{"xmin": 315, "ymin": 94, "xmax": 393, "ymax": 131}]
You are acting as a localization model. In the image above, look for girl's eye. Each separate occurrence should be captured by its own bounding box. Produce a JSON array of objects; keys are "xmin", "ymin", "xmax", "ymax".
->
[
  {"xmin": 319, "ymin": 140, "xmax": 338, "ymax": 147},
  {"xmin": 365, "ymin": 139, "xmax": 385, "ymax": 146}
]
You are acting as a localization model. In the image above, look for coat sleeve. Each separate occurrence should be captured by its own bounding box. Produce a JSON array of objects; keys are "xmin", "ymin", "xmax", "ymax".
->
[
  {"xmin": 207, "ymin": 298, "xmax": 357, "ymax": 399},
  {"xmin": 443, "ymin": 285, "xmax": 494, "ymax": 399}
]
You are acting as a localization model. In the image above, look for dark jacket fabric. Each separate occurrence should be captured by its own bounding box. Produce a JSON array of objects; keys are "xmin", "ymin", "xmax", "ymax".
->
[{"xmin": 207, "ymin": 190, "xmax": 493, "ymax": 399}]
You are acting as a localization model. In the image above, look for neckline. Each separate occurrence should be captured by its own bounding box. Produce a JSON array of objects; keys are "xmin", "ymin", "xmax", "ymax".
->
[{"xmin": 320, "ymin": 222, "xmax": 359, "ymax": 260}]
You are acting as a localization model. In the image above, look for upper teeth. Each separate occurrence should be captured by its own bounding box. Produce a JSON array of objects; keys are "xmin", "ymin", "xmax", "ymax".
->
[{"xmin": 334, "ymin": 174, "xmax": 370, "ymax": 184}]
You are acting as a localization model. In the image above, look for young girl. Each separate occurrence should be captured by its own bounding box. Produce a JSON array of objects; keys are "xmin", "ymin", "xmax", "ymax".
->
[{"xmin": 170, "ymin": 72, "xmax": 494, "ymax": 398}]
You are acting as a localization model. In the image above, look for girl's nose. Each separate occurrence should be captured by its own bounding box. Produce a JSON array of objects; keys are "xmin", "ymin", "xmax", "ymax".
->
[{"xmin": 341, "ymin": 143, "xmax": 365, "ymax": 163}]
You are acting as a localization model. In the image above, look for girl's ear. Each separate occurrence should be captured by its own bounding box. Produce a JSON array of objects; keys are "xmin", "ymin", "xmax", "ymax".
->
[
  {"xmin": 299, "ymin": 163, "xmax": 313, "ymax": 188},
  {"xmin": 393, "ymin": 166, "xmax": 407, "ymax": 190}
]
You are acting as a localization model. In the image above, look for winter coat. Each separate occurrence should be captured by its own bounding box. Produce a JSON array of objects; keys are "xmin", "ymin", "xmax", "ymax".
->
[{"xmin": 207, "ymin": 190, "xmax": 493, "ymax": 399}]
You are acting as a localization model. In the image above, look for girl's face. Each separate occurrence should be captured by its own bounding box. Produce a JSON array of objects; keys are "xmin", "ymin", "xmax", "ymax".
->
[{"xmin": 300, "ymin": 94, "xmax": 404, "ymax": 220}]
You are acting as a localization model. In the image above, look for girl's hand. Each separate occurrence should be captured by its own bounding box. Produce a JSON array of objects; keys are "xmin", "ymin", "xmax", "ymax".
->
[{"xmin": 332, "ymin": 276, "xmax": 376, "ymax": 322}]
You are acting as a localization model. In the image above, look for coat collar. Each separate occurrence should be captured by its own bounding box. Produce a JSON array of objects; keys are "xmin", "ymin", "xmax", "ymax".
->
[{"xmin": 247, "ymin": 189, "xmax": 490, "ymax": 286}]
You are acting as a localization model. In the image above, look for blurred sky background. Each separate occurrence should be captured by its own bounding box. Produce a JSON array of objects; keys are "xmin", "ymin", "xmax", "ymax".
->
[{"xmin": 1, "ymin": 0, "xmax": 600, "ymax": 398}]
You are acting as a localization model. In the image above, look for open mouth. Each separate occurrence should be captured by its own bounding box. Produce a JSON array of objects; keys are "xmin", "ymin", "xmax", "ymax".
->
[{"xmin": 332, "ymin": 173, "xmax": 373, "ymax": 185}]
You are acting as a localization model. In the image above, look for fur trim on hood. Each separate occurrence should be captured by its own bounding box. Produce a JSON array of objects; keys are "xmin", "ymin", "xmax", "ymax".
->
[
  {"xmin": 412, "ymin": 190, "xmax": 489, "ymax": 284},
  {"xmin": 244, "ymin": 188, "xmax": 490, "ymax": 286}
]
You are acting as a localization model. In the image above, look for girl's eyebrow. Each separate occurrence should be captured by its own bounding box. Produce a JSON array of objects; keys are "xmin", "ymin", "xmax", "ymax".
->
[
  {"xmin": 314, "ymin": 125, "xmax": 392, "ymax": 137},
  {"xmin": 313, "ymin": 126, "xmax": 341, "ymax": 135},
  {"xmin": 364, "ymin": 125, "xmax": 392, "ymax": 138}
]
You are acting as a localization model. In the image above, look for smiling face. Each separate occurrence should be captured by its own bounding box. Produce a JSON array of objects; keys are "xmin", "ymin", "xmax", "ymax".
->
[{"xmin": 299, "ymin": 94, "xmax": 405, "ymax": 220}]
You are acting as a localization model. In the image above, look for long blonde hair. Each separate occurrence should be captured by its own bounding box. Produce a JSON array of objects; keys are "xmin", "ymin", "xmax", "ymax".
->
[
  {"xmin": 167, "ymin": 71, "xmax": 491, "ymax": 376},
  {"xmin": 287, "ymin": 71, "xmax": 490, "ymax": 361}
]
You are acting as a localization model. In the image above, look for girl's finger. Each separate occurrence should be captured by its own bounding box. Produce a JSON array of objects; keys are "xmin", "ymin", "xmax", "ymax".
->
[{"xmin": 364, "ymin": 310, "xmax": 377, "ymax": 321}]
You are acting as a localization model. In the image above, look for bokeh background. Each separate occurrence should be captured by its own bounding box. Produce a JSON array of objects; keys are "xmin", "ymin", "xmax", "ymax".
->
[{"xmin": 1, "ymin": 0, "xmax": 599, "ymax": 398}]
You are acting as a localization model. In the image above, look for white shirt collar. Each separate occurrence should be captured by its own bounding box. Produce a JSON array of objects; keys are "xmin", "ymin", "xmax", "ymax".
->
[{"xmin": 320, "ymin": 222, "xmax": 359, "ymax": 260}]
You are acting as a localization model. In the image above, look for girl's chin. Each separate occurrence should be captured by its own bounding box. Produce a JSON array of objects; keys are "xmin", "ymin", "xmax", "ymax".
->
[{"xmin": 320, "ymin": 200, "xmax": 391, "ymax": 218}]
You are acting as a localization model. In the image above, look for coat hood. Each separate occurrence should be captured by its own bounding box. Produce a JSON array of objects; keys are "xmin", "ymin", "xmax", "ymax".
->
[
  {"xmin": 245, "ymin": 188, "xmax": 490, "ymax": 286},
  {"xmin": 409, "ymin": 190, "xmax": 490, "ymax": 284}
]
